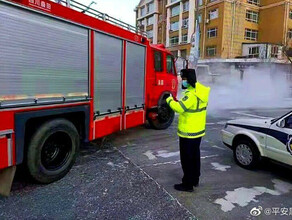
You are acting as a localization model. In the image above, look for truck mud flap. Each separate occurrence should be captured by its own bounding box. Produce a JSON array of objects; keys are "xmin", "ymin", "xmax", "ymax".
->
[{"xmin": 0, "ymin": 166, "xmax": 16, "ymax": 197}]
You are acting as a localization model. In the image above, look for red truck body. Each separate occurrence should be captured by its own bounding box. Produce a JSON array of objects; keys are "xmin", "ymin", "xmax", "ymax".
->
[{"xmin": 0, "ymin": 0, "xmax": 178, "ymax": 181}]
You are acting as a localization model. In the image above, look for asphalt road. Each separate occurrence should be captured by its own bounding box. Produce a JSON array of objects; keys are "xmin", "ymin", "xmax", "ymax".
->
[
  {"xmin": 1, "ymin": 108, "xmax": 292, "ymax": 220},
  {"xmin": 111, "ymin": 108, "xmax": 292, "ymax": 220}
]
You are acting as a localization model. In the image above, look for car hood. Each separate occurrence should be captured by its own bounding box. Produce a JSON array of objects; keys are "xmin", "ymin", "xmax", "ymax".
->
[{"xmin": 227, "ymin": 118, "xmax": 273, "ymax": 128}]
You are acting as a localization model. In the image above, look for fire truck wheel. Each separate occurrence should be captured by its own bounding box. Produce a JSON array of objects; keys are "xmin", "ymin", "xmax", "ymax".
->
[
  {"xmin": 148, "ymin": 103, "xmax": 175, "ymax": 130},
  {"xmin": 26, "ymin": 119, "xmax": 79, "ymax": 184}
]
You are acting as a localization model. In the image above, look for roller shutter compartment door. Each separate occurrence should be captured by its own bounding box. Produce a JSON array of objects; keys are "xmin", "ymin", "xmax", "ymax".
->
[
  {"xmin": 94, "ymin": 32, "xmax": 123, "ymax": 115},
  {"xmin": 0, "ymin": 2, "xmax": 89, "ymax": 106},
  {"xmin": 125, "ymin": 42, "xmax": 146, "ymax": 109}
]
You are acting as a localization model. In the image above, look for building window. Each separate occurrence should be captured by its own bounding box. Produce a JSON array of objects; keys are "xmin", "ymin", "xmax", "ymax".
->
[
  {"xmin": 182, "ymin": 18, "xmax": 189, "ymax": 28},
  {"xmin": 171, "ymin": 0, "xmax": 179, "ymax": 3},
  {"xmin": 170, "ymin": 36, "xmax": 179, "ymax": 46},
  {"xmin": 288, "ymin": 29, "xmax": 292, "ymax": 38},
  {"xmin": 182, "ymin": 34, "xmax": 188, "ymax": 43},
  {"xmin": 138, "ymin": 19, "xmax": 145, "ymax": 27},
  {"xmin": 198, "ymin": 0, "xmax": 203, "ymax": 6},
  {"xmin": 209, "ymin": 8, "xmax": 219, "ymax": 20},
  {"xmin": 246, "ymin": 10, "xmax": 259, "ymax": 23},
  {"xmin": 141, "ymin": 6, "xmax": 146, "ymax": 16},
  {"xmin": 290, "ymin": 10, "xmax": 292, "ymax": 19},
  {"xmin": 171, "ymin": 5, "xmax": 180, "ymax": 17},
  {"xmin": 147, "ymin": 16, "xmax": 154, "ymax": 25},
  {"xmin": 170, "ymin": 21, "xmax": 179, "ymax": 31},
  {"xmin": 271, "ymin": 46, "xmax": 279, "ymax": 58},
  {"xmin": 207, "ymin": 27, "xmax": 218, "ymax": 38},
  {"xmin": 138, "ymin": 20, "xmax": 144, "ymax": 26},
  {"xmin": 154, "ymin": 51, "xmax": 163, "ymax": 72},
  {"xmin": 245, "ymin": 28, "xmax": 258, "ymax": 41},
  {"xmin": 198, "ymin": 14, "xmax": 202, "ymax": 23},
  {"xmin": 147, "ymin": 2, "xmax": 154, "ymax": 13},
  {"xmin": 247, "ymin": 0, "xmax": 260, "ymax": 6},
  {"xmin": 183, "ymin": 1, "xmax": 189, "ymax": 12},
  {"xmin": 248, "ymin": 46, "xmax": 259, "ymax": 58},
  {"xmin": 147, "ymin": 30, "xmax": 153, "ymax": 38},
  {"xmin": 206, "ymin": 46, "xmax": 216, "ymax": 56},
  {"xmin": 181, "ymin": 49, "xmax": 187, "ymax": 59}
]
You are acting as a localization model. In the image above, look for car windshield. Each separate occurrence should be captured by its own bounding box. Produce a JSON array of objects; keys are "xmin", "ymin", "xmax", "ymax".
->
[{"xmin": 271, "ymin": 110, "xmax": 292, "ymax": 124}]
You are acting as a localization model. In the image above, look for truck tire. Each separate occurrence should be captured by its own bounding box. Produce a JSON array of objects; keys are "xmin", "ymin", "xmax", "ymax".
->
[
  {"xmin": 26, "ymin": 119, "xmax": 79, "ymax": 183},
  {"xmin": 148, "ymin": 101, "xmax": 175, "ymax": 130},
  {"xmin": 233, "ymin": 139, "xmax": 260, "ymax": 170}
]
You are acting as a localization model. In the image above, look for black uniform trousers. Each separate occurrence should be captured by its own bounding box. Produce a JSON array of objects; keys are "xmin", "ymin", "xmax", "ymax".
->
[{"xmin": 179, "ymin": 137, "xmax": 202, "ymax": 186}]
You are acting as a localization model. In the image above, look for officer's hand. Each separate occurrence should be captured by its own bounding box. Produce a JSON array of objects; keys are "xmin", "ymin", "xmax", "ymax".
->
[
  {"xmin": 165, "ymin": 93, "xmax": 171, "ymax": 99},
  {"xmin": 166, "ymin": 94, "xmax": 173, "ymax": 104}
]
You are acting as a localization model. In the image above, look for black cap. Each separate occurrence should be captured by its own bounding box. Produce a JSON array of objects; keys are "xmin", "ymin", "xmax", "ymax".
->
[{"xmin": 181, "ymin": 69, "xmax": 197, "ymax": 88}]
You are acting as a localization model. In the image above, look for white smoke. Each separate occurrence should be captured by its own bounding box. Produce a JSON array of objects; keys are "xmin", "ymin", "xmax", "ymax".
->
[
  {"xmin": 175, "ymin": 62, "xmax": 292, "ymax": 111},
  {"xmin": 206, "ymin": 65, "xmax": 292, "ymax": 112}
]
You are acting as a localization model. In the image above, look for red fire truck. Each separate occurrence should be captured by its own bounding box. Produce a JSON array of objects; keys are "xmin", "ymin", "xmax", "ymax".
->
[{"xmin": 0, "ymin": 0, "xmax": 178, "ymax": 193}]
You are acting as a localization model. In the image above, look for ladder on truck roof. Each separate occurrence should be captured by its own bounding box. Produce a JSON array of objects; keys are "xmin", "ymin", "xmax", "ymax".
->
[{"xmin": 55, "ymin": 0, "xmax": 147, "ymax": 37}]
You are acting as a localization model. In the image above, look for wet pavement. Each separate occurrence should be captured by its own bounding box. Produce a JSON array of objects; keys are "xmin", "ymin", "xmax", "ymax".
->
[
  {"xmin": 1, "ymin": 108, "xmax": 292, "ymax": 219},
  {"xmin": 0, "ymin": 140, "xmax": 194, "ymax": 219},
  {"xmin": 111, "ymin": 108, "xmax": 292, "ymax": 220}
]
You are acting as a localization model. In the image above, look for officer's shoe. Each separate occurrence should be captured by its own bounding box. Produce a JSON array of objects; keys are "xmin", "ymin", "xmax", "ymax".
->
[{"xmin": 174, "ymin": 183, "xmax": 193, "ymax": 192}]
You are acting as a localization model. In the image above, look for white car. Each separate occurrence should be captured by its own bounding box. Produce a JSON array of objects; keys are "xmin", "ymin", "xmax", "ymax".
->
[{"xmin": 222, "ymin": 111, "xmax": 292, "ymax": 169}]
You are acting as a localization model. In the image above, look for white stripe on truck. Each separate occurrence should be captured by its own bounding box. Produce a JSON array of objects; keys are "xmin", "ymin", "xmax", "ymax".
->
[{"xmin": 7, "ymin": 137, "xmax": 13, "ymax": 167}]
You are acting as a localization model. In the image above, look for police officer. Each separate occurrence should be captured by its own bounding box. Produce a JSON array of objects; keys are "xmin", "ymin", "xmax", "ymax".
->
[{"xmin": 166, "ymin": 69, "xmax": 210, "ymax": 192}]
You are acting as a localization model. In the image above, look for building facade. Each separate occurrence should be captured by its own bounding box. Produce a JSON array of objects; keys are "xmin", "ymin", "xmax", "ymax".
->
[
  {"xmin": 136, "ymin": 0, "xmax": 292, "ymax": 60},
  {"xmin": 135, "ymin": 0, "xmax": 167, "ymax": 44}
]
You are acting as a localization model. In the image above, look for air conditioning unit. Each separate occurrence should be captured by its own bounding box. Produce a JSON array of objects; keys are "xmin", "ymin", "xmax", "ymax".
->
[{"xmin": 205, "ymin": 19, "xmax": 210, "ymax": 24}]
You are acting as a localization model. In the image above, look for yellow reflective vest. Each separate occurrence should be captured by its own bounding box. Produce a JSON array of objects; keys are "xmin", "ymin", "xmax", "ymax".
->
[{"xmin": 166, "ymin": 82, "xmax": 210, "ymax": 139}]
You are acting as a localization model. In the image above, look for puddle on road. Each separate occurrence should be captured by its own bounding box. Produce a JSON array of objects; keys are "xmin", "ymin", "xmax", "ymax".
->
[
  {"xmin": 214, "ymin": 179, "xmax": 292, "ymax": 212},
  {"xmin": 211, "ymin": 162, "xmax": 231, "ymax": 172},
  {"xmin": 143, "ymin": 150, "xmax": 180, "ymax": 160},
  {"xmin": 156, "ymin": 150, "xmax": 180, "ymax": 158},
  {"xmin": 143, "ymin": 149, "xmax": 219, "ymax": 161},
  {"xmin": 143, "ymin": 150, "xmax": 157, "ymax": 160},
  {"xmin": 210, "ymin": 145, "xmax": 226, "ymax": 151}
]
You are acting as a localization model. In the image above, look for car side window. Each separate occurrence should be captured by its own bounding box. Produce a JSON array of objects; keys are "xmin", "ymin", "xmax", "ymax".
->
[
  {"xmin": 154, "ymin": 51, "xmax": 163, "ymax": 72},
  {"xmin": 166, "ymin": 55, "xmax": 175, "ymax": 75},
  {"xmin": 285, "ymin": 115, "xmax": 292, "ymax": 129}
]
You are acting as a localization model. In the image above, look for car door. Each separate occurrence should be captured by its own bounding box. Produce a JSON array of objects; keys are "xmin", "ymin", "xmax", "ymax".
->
[{"xmin": 266, "ymin": 113, "xmax": 292, "ymax": 166}]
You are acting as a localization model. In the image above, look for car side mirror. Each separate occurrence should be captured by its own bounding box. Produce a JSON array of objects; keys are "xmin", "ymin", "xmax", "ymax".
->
[{"xmin": 277, "ymin": 119, "xmax": 285, "ymax": 128}]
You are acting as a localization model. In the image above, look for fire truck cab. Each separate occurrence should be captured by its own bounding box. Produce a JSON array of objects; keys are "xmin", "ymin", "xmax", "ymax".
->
[{"xmin": 0, "ymin": 0, "xmax": 178, "ymax": 195}]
